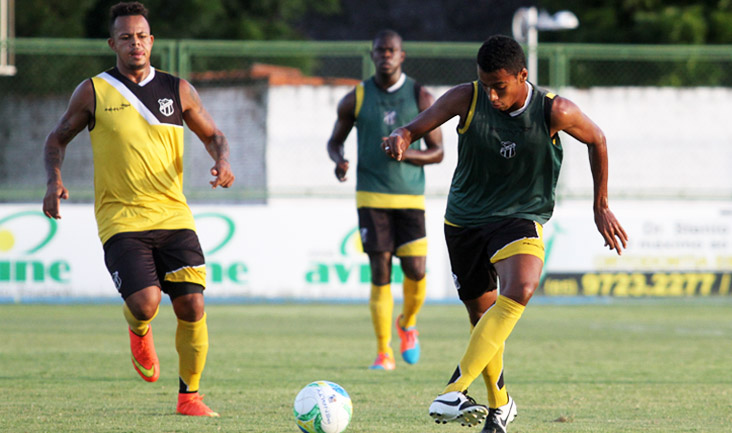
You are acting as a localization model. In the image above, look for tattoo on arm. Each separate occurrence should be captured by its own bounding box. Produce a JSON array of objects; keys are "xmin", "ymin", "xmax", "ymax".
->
[
  {"xmin": 56, "ymin": 119, "xmax": 77, "ymax": 143},
  {"xmin": 205, "ymin": 133, "xmax": 230, "ymax": 161}
]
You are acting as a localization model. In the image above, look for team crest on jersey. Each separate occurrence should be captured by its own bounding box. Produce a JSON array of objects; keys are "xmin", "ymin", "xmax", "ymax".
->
[
  {"xmin": 158, "ymin": 98, "xmax": 174, "ymax": 117},
  {"xmin": 383, "ymin": 110, "xmax": 397, "ymax": 125},
  {"xmin": 500, "ymin": 141, "xmax": 517, "ymax": 159}
]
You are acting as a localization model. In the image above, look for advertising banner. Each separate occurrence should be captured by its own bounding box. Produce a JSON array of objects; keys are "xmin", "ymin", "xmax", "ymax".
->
[
  {"xmin": 541, "ymin": 201, "xmax": 732, "ymax": 297},
  {"xmin": 1, "ymin": 201, "xmax": 730, "ymax": 302}
]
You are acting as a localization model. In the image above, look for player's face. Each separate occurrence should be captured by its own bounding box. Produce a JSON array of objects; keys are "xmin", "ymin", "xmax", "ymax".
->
[
  {"xmin": 371, "ymin": 36, "xmax": 405, "ymax": 76},
  {"xmin": 477, "ymin": 66, "xmax": 529, "ymax": 112},
  {"xmin": 108, "ymin": 15, "xmax": 154, "ymax": 72}
]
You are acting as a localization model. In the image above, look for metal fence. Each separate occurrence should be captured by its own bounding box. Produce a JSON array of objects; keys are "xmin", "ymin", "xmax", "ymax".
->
[
  {"xmin": 5, "ymin": 38, "xmax": 732, "ymax": 91},
  {"xmin": 2, "ymin": 38, "xmax": 732, "ymax": 203}
]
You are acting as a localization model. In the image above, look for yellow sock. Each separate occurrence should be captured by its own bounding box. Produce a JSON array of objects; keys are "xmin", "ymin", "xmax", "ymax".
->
[
  {"xmin": 400, "ymin": 276, "xmax": 426, "ymax": 328},
  {"xmin": 443, "ymin": 296, "xmax": 524, "ymax": 394},
  {"xmin": 469, "ymin": 320, "xmax": 509, "ymax": 408},
  {"xmin": 176, "ymin": 312, "xmax": 209, "ymax": 393},
  {"xmin": 123, "ymin": 303, "xmax": 158, "ymax": 336},
  {"xmin": 369, "ymin": 283, "xmax": 393, "ymax": 355},
  {"xmin": 482, "ymin": 343, "xmax": 508, "ymax": 408}
]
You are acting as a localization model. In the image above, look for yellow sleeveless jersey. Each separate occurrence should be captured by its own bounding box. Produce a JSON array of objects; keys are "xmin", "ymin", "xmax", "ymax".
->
[{"xmin": 90, "ymin": 67, "xmax": 195, "ymax": 244}]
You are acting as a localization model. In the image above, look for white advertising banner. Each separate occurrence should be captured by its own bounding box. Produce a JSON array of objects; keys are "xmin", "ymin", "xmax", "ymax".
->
[{"xmin": 1, "ymin": 200, "xmax": 730, "ymax": 302}]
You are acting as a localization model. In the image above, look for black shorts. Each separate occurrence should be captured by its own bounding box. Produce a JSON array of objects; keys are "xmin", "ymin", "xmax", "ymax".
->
[
  {"xmin": 357, "ymin": 207, "xmax": 427, "ymax": 256},
  {"xmin": 445, "ymin": 218, "xmax": 544, "ymax": 301},
  {"xmin": 103, "ymin": 229, "xmax": 207, "ymax": 300}
]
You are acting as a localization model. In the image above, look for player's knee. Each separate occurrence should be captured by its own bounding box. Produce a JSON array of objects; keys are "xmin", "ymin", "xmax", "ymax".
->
[
  {"xmin": 172, "ymin": 293, "xmax": 205, "ymax": 322},
  {"xmin": 125, "ymin": 287, "xmax": 161, "ymax": 320},
  {"xmin": 400, "ymin": 257, "xmax": 426, "ymax": 281},
  {"xmin": 403, "ymin": 268, "xmax": 425, "ymax": 281},
  {"xmin": 504, "ymin": 280, "xmax": 538, "ymax": 305}
]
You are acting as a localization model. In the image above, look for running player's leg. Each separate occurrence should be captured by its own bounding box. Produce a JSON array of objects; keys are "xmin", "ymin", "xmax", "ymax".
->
[
  {"xmin": 464, "ymin": 292, "xmax": 518, "ymax": 433},
  {"xmin": 397, "ymin": 255, "xmax": 425, "ymax": 364},
  {"xmin": 368, "ymin": 251, "xmax": 396, "ymax": 370},
  {"xmin": 394, "ymin": 208, "xmax": 428, "ymax": 364},
  {"xmin": 124, "ymin": 287, "xmax": 162, "ymax": 382},
  {"xmin": 157, "ymin": 229, "xmax": 218, "ymax": 417},
  {"xmin": 104, "ymin": 232, "xmax": 163, "ymax": 383},
  {"xmin": 359, "ymin": 208, "xmax": 397, "ymax": 370},
  {"xmin": 463, "ymin": 291, "xmax": 509, "ymax": 410},
  {"xmin": 170, "ymin": 288, "xmax": 218, "ymax": 417},
  {"xmin": 442, "ymin": 254, "xmax": 541, "ymax": 394}
]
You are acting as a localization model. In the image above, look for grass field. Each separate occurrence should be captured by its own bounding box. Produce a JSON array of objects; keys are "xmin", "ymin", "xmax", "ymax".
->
[{"xmin": 1, "ymin": 299, "xmax": 731, "ymax": 432}]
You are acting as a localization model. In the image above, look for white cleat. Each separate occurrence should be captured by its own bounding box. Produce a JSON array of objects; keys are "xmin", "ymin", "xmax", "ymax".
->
[
  {"xmin": 428, "ymin": 391, "xmax": 489, "ymax": 427},
  {"xmin": 481, "ymin": 395, "xmax": 518, "ymax": 433}
]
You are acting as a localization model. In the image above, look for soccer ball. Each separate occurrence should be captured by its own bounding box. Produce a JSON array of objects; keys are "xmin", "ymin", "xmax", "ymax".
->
[{"xmin": 293, "ymin": 380, "xmax": 352, "ymax": 433}]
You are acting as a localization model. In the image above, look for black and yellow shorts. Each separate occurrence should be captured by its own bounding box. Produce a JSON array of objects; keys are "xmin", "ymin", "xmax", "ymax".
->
[
  {"xmin": 357, "ymin": 207, "xmax": 427, "ymax": 257},
  {"xmin": 103, "ymin": 229, "xmax": 207, "ymax": 300},
  {"xmin": 444, "ymin": 218, "xmax": 544, "ymax": 301}
]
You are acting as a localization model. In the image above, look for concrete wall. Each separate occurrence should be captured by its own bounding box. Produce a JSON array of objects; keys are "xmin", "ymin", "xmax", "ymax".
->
[
  {"xmin": 1, "ymin": 85, "xmax": 730, "ymax": 202},
  {"xmin": 266, "ymin": 85, "xmax": 732, "ymax": 201}
]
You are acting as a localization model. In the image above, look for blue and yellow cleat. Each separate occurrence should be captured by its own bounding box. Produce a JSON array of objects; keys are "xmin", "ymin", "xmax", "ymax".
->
[{"xmin": 396, "ymin": 314, "xmax": 420, "ymax": 364}]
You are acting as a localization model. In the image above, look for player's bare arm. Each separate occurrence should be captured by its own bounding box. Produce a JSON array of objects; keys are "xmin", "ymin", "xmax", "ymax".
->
[
  {"xmin": 383, "ymin": 83, "xmax": 472, "ymax": 161},
  {"xmin": 43, "ymin": 80, "xmax": 94, "ymax": 219},
  {"xmin": 401, "ymin": 87, "xmax": 444, "ymax": 166},
  {"xmin": 326, "ymin": 90, "xmax": 356, "ymax": 182},
  {"xmin": 550, "ymin": 96, "xmax": 629, "ymax": 255},
  {"xmin": 180, "ymin": 79, "xmax": 234, "ymax": 189}
]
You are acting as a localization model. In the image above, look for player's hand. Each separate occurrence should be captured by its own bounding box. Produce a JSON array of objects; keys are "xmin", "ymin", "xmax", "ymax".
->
[
  {"xmin": 43, "ymin": 183, "xmax": 69, "ymax": 220},
  {"xmin": 594, "ymin": 207, "xmax": 628, "ymax": 255},
  {"xmin": 334, "ymin": 160, "xmax": 349, "ymax": 182},
  {"xmin": 210, "ymin": 160, "xmax": 235, "ymax": 188},
  {"xmin": 381, "ymin": 131, "xmax": 409, "ymax": 161}
]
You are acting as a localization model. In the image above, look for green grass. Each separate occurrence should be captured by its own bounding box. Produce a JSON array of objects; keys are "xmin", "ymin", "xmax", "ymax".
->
[{"xmin": 1, "ymin": 299, "xmax": 731, "ymax": 432}]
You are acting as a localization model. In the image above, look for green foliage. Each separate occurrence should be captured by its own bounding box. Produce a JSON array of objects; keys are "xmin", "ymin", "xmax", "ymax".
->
[
  {"xmin": 1, "ymin": 301, "xmax": 732, "ymax": 432},
  {"xmin": 15, "ymin": 0, "xmax": 99, "ymax": 37},
  {"xmin": 16, "ymin": 0, "xmax": 341, "ymax": 40},
  {"xmin": 541, "ymin": 0, "xmax": 732, "ymax": 44},
  {"xmin": 537, "ymin": 1, "xmax": 732, "ymax": 86}
]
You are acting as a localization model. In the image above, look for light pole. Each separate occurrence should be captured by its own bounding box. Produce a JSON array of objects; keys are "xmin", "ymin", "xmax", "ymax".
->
[
  {"xmin": 0, "ymin": 0, "xmax": 15, "ymax": 76},
  {"xmin": 512, "ymin": 7, "xmax": 578, "ymax": 84}
]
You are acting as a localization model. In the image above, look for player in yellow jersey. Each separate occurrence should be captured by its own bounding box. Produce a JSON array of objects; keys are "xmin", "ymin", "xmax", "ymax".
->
[
  {"xmin": 42, "ymin": 1, "xmax": 233, "ymax": 417},
  {"xmin": 327, "ymin": 30, "xmax": 443, "ymax": 370}
]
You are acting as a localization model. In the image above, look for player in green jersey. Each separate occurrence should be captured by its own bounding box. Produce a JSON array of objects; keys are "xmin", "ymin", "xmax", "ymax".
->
[
  {"xmin": 327, "ymin": 30, "xmax": 444, "ymax": 371},
  {"xmin": 382, "ymin": 35, "xmax": 628, "ymax": 433}
]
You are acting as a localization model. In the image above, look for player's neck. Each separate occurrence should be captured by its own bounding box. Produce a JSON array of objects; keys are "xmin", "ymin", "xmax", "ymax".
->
[
  {"xmin": 374, "ymin": 70, "xmax": 403, "ymax": 91},
  {"xmin": 116, "ymin": 63, "xmax": 153, "ymax": 84},
  {"xmin": 374, "ymin": 71, "xmax": 405, "ymax": 93}
]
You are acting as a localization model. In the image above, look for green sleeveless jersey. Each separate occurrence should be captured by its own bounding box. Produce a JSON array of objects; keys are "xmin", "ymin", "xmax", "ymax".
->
[
  {"xmin": 445, "ymin": 82, "xmax": 562, "ymax": 226},
  {"xmin": 354, "ymin": 75, "xmax": 425, "ymax": 209}
]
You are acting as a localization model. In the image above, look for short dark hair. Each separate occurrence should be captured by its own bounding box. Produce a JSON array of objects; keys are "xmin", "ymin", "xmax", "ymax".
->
[
  {"xmin": 109, "ymin": 2, "xmax": 149, "ymax": 36},
  {"xmin": 372, "ymin": 29, "xmax": 402, "ymax": 49},
  {"xmin": 477, "ymin": 35, "xmax": 526, "ymax": 75}
]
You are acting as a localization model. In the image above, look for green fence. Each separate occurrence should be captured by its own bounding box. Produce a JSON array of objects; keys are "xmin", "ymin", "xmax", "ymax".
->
[
  {"xmin": 3, "ymin": 38, "xmax": 732, "ymax": 93},
  {"xmin": 2, "ymin": 38, "xmax": 732, "ymax": 204}
]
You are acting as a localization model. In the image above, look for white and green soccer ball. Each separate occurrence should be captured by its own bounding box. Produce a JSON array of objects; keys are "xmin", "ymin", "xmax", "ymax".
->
[{"xmin": 293, "ymin": 380, "xmax": 352, "ymax": 433}]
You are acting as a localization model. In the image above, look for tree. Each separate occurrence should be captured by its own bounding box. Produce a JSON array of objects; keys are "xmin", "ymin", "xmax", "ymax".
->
[
  {"xmin": 539, "ymin": 0, "xmax": 732, "ymax": 44},
  {"xmin": 16, "ymin": 0, "xmax": 341, "ymax": 40}
]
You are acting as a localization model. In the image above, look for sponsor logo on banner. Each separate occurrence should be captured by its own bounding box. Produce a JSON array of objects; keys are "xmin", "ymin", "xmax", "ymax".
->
[
  {"xmin": 0, "ymin": 211, "xmax": 70, "ymax": 284},
  {"xmin": 542, "ymin": 272, "xmax": 732, "ymax": 297},
  {"xmin": 194, "ymin": 212, "xmax": 249, "ymax": 286},
  {"xmin": 538, "ymin": 215, "xmax": 732, "ymax": 297},
  {"xmin": 304, "ymin": 227, "xmax": 404, "ymax": 285}
]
